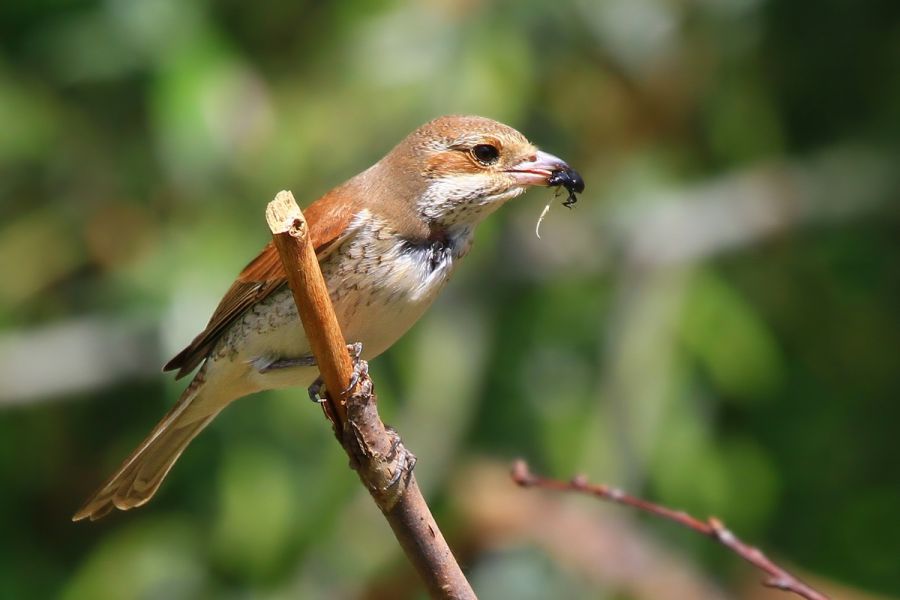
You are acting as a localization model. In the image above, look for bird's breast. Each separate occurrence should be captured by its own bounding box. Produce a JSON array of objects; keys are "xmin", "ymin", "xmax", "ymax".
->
[{"xmin": 320, "ymin": 212, "xmax": 473, "ymax": 358}]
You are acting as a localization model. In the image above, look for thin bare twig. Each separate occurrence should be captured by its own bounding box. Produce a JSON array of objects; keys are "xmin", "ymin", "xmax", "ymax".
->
[
  {"xmin": 511, "ymin": 460, "xmax": 828, "ymax": 600},
  {"xmin": 266, "ymin": 191, "xmax": 475, "ymax": 600}
]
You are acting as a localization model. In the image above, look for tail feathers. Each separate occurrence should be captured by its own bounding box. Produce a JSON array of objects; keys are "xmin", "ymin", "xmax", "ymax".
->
[{"xmin": 73, "ymin": 385, "xmax": 220, "ymax": 522}]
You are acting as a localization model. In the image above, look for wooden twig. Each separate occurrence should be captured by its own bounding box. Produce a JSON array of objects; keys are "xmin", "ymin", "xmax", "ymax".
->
[
  {"xmin": 265, "ymin": 191, "xmax": 475, "ymax": 600},
  {"xmin": 511, "ymin": 460, "xmax": 828, "ymax": 600}
]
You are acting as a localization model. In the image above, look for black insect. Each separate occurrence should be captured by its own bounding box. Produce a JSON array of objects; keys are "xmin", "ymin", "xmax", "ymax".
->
[{"xmin": 548, "ymin": 167, "xmax": 585, "ymax": 208}]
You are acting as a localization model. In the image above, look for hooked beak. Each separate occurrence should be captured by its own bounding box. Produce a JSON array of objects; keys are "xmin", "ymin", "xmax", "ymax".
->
[{"xmin": 506, "ymin": 150, "xmax": 579, "ymax": 188}]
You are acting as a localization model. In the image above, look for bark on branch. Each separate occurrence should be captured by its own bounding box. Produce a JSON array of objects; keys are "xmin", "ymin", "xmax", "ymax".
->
[{"xmin": 265, "ymin": 190, "xmax": 475, "ymax": 600}]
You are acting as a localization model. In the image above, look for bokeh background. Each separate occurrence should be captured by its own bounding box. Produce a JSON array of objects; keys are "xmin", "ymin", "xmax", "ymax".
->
[{"xmin": 1, "ymin": 1, "xmax": 898, "ymax": 598}]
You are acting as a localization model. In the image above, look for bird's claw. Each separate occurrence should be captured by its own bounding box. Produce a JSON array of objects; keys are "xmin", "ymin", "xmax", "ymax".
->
[
  {"xmin": 347, "ymin": 341, "xmax": 363, "ymax": 361},
  {"xmin": 343, "ymin": 358, "xmax": 369, "ymax": 395},
  {"xmin": 307, "ymin": 377, "xmax": 326, "ymax": 404},
  {"xmin": 384, "ymin": 425, "xmax": 417, "ymax": 488},
  {"xmin": 305, "ymin": 342, "xmax": 365, "ymax": 402}
]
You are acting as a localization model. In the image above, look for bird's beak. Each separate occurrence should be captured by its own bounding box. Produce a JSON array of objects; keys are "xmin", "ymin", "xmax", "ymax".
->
[{"xmin": 506, "ymin": 150, "xmax": 576, "ymax": 187}]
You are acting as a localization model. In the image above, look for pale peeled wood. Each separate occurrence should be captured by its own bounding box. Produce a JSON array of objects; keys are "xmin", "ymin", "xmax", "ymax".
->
[{"xmin": 266, "ymin": 190, "xmax": 352, "ymax": 424}]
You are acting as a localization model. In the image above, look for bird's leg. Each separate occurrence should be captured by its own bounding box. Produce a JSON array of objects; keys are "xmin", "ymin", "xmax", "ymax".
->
[
  {"xmin": 258, "ymin": 355, "xmax": 317, "ymax": 372},
  {"xmin": 310, "ymin": 357, "xmax": 368, "ymax": 403},
  {"xmin": 260, "ymin": 343, "xmax": 362, "ymax": 374}
]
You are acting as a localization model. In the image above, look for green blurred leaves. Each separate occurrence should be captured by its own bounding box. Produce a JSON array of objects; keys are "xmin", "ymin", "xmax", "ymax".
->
[
  {"xmin": 680, "ymin": 268, "xmax": 784, "ymax": 403},
  {"xmin": 212, "ymin": 443, "xmax": 296, "ymax": 581},
  {"xmin": 1, "ymin": 0, "xmax": 898, "ymax": 597},
  {"xmin": 63, "ymin": 518, "xmax": 204, "ymax": 600}
]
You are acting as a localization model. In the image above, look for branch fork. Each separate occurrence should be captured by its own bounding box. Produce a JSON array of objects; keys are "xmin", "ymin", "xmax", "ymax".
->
[{"xmin": 265, "ymin": 190, "xmax": 475, "ymax": 600}]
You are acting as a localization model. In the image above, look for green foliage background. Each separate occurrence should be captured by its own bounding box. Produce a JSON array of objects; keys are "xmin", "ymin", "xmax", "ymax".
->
[{"xmin": 1, "ymin": 0, "xmax": 898, "ymax": 598}]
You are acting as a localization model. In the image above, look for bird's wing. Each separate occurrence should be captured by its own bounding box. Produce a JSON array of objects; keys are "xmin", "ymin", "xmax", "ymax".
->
[{"xmin": 163, "ymin": 192, "xmax": 359, "ymax": 379}]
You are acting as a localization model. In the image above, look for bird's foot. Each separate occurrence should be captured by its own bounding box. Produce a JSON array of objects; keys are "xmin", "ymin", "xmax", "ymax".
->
[
  {"xmin": 347, "ymin": 341, "xmax": 363, "ymax": 361},
  {"xmin": 384, "ymin": 425, "xmax": 417, "ymax": 488},
  {"xmin": 343, "ymin": 358, "xmax": 369, "ymax": 395},
  {"xmin": 307, "ymin": 377, "xmax": 326, "ymax": 404},
  {"xmin": 304, "ymin": 342, "xmax": 365, "ymax": 403}
]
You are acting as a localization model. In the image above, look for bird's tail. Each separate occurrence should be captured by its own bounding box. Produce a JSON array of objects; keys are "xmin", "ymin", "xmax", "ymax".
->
[{"xmin": 72, "ymin": 378, "xmax": 221, "ymax": 522}]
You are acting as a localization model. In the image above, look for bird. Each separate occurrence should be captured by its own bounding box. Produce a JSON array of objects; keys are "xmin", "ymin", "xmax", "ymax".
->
[{"xmin": 73, "ymin": 115, "xmax": 583, "ymax": 521}]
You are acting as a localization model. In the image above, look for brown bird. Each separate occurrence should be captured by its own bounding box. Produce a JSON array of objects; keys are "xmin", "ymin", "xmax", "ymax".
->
[{"xmin": 73, "ymin": 115, "xmax": 583, "ymax": 521}]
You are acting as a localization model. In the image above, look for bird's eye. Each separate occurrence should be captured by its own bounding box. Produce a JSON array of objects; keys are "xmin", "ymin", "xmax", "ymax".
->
[{"xmin": 471, "ymin": 144, "xmax": 500, "ymax": 165}]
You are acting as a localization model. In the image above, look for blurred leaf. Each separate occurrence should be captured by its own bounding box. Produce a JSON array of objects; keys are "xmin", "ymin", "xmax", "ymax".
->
[
  {"xmin": 469, "ymin": 546, "xmax": 592, "ymax": 600},
  {"xmin": 0, "ymin": 67, "xmax": 60, "ymax": 163},
  {"xmin": 63, "ymin": 518, "xmax": 204, "ymax": 600},
  {"xmin": 211, "ymin": 443, "xmax": 297, "ymax": 582},
  {"xmin": 680, "ymin": 269, "xmax": 784, "ymax": 402},
  {"xmin": 151, "ymin": 33, "xmax": 273, "ymax": 187},
  {"xmin": 653, "ymin": 412, "xmax": 779, "ymax": 533},
  {"xmin": 706, "ymin": 73, "xmax": 786, "ymax": 164},
  {"xmin": 0, "ymin": 210, "xmax": 84, "ymax": 310}
]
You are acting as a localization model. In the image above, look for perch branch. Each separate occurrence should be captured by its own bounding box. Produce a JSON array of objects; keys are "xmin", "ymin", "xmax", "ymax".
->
[
  {"xmin": 511, "ymin": 460, "xmax": 827, "ymax": 600},
  {"xmin": 266, "ymin": 191, "xmax": 475, "ymax": 600}
]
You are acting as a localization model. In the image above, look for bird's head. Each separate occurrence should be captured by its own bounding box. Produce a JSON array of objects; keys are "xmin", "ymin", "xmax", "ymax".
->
[{"xmin": 371, "ymin": 115, "xmax": 580, "ymax": 230}]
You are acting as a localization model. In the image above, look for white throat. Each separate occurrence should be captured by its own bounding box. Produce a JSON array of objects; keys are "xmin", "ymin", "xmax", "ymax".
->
[{"xmin": 418, "ymin": 176, "xmax": 527, "ymax": 228}]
